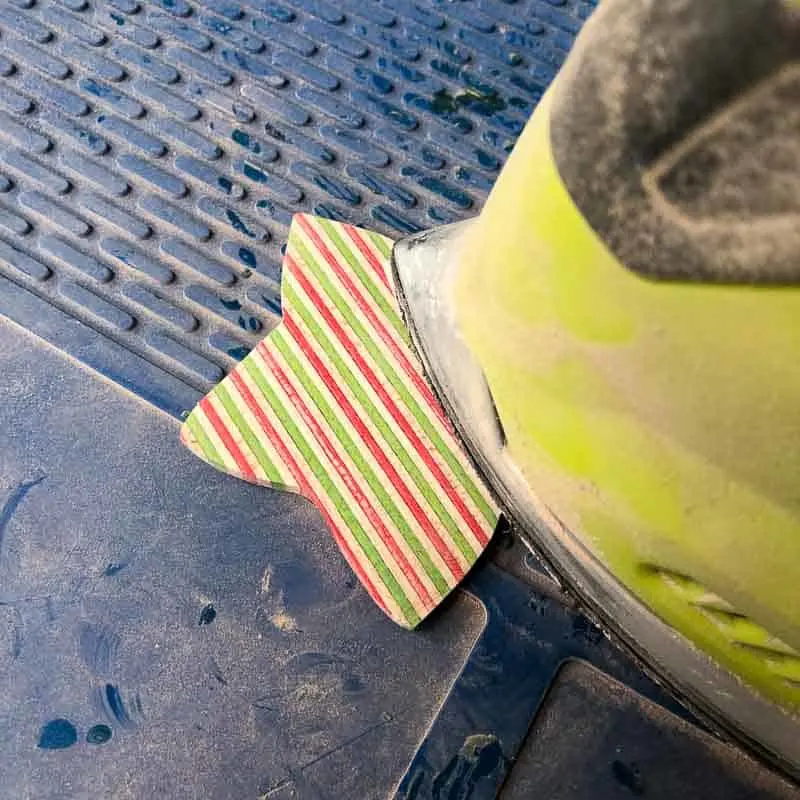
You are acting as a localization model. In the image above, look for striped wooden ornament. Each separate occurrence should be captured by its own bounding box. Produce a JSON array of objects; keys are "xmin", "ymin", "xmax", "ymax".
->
[{"xmin": 181, "ymin": 214, "xmax": 499, "ymax": 628}]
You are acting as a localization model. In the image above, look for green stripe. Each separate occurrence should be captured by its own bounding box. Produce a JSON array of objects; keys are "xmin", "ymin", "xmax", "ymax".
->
[
  {"xmin": 243, "ymin": 352, "xmax": 420, "ymax": 627},
  {"xmin": 285, "ymin": 279, "xmax": 477, "ymax": 565},
  {"xmin": 215, "ymin": 382, "xmax": 284, "ymax": 485},
  {"xmin": 186, "ymin": 411, "xmax": 224, "ymax": 467},
  {"xmin": 367, "ymin": 230, "xmax": 392, "ymax": 259},
  {"xmin": 316, "ymin": 217, "xmax": 410, "ymax": 345},
  {"xmin": 273, "ymin": 329, "xmax": 450, "ymax": 596},
  {"xmin": 292, "ymin": 232, "xmax": 496, "ymax": 528}
]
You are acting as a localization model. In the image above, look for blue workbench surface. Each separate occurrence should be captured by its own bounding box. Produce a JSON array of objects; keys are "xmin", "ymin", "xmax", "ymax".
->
[{"xmin": 0, "ymin": 0, "xmax": 797, "ymax": 797}]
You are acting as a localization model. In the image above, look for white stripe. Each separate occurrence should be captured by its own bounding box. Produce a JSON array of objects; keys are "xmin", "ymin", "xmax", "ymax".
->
[
  {"xmin": 289, "ymin": 226, "xmax": 492, "ymax": 538},
  {"xmin": 224, "ymin": 375, "xmax": 295, "ymax": 490},
  {"xmin": 300, "ymin": 217, "xmax": 413, "ymax": 367},
  {"xmin": 285, "ymin": 292, "xmax": 473, "ymax": 576},
  {"xmin": 308, "ymin": 215, "xmax": 397, "ymax": 313},
  {"xmin": 195, "ymin": 404, "xmax": 240, "ymax": 474},
  {"xmin": 242, "ymin": 347, "xmax": 411, "ymax": 623},
  {"xmin": 205, "ymin": 392, "xmax": 267, "ymax": 479},
  {"xmin": 254, "ymin": 343, "xmax": 428, "ymax": 615},
  {"xmin": 274, "ymin": 331, "xmax": 443, "ymax": 605},
  {"xmin": 286, "ymin": 266, "xmax": 486, "ymax": 560}
]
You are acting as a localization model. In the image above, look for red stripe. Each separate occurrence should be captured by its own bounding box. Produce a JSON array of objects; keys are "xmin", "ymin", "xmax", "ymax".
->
[
  {"xmin": 298, "ymin": 215, "xmax": 450, "ymax": 429},
  {"xmin": 342, "ymin": 222, "xmax": 390, "ymax": 290},
  {"xmin": 228, "ymin": 368, "xmax": 390, "ymax": 617},
  {"xmin": 282, "ymin": 312, "xmax": 465, "ymax": 581},
  {"xmin": 199, "ymin": 396, "xmax": 258, "ymax": 482},
  {"xmin": 287, "ymin": 255, "xmax": 491, "ymax": 548},
  {"xmin": 260, "ymin": 345, "xmax": 435, "ymax": 612}
]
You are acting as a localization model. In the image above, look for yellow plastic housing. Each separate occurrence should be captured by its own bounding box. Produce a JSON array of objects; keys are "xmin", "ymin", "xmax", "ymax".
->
[{"xmin": 455, "ymin": 89, "xmax": 800, "ymax": 711}]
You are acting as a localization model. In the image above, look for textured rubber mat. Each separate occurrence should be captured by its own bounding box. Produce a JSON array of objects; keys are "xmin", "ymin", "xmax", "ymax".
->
[
  {"xmin": 0, "ymin": 0, "xmax": 594, "ymax": 414},
  {"xmin": 181, "ymin": 214, "xmax": 499, "ymax": 628}
]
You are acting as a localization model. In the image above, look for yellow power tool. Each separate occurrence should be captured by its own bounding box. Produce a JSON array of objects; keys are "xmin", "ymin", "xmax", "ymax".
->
[{"xmin": 394, "ymin": 0, "xmax": 800, "ymax": 778}]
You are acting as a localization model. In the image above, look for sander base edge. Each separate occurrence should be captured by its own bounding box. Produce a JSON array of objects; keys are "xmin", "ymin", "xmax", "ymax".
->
[{"xmin": 391, "ymin": 220, "xmax": 800, "ymax": 780}]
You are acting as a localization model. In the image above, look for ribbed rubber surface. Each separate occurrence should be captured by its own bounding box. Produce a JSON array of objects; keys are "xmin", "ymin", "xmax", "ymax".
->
[{"xmin": 0, "ymin": 0, "xmax": 593, "ymax": 407}]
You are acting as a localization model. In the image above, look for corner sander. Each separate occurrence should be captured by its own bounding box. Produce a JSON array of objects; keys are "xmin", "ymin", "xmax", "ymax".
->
[{"xmin": 393, "ymin": 0, "xmax": 800, "ymax": 778}]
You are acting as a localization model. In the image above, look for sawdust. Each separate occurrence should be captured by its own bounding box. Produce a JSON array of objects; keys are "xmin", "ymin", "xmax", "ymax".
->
[
  {"xmin": 550, "ymin": 0, "xmax": 800, "ymax": 283},
  {"xmin": 258, "ymin": 566, "xmax": 300, "ymax": 633},
  {"xmin": 269, "ymin": 612, "xmax": 299, "ymax": 633}
]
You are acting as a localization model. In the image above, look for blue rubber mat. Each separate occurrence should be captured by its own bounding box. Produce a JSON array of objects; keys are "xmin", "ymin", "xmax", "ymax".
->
[
  {"xmin": 8, "ymin": 317, "xmax": 791, "ymax": 800},
  {"xmin": 0, "ymin": 0, "xmax": 594, "ymax": 417}
]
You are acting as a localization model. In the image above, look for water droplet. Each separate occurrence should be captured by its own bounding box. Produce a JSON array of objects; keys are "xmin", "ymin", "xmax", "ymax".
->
[
  {"xmin": 38, "ymin": 719, "xmax": 77, "ymax": 750},
  {"xmin": 87, "ymin": 724, "xmax": 112, "ymax": 745}
]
